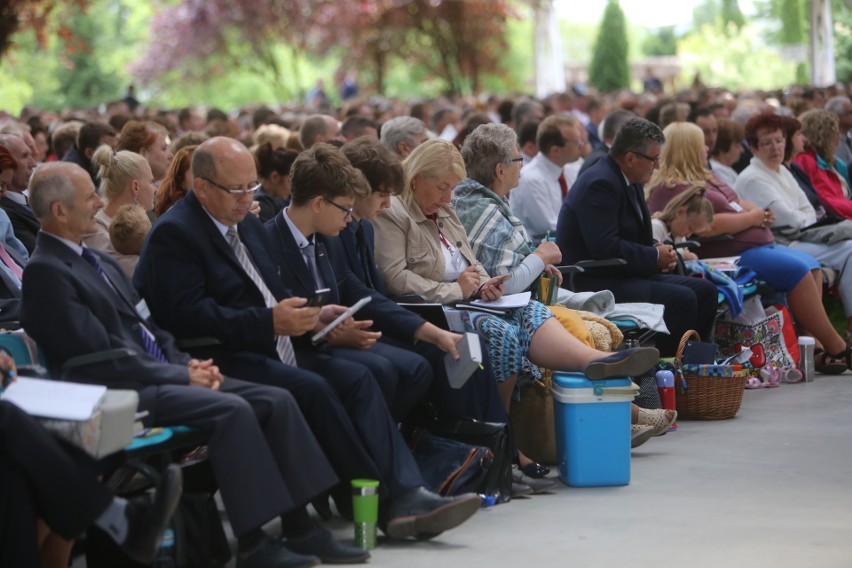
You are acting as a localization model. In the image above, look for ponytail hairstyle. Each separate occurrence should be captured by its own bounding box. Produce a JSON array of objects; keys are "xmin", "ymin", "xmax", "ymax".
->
[
  {"xmin": 91, "ymin": 144, "xmax": 149, "ymax": 202},
  {"xmin": 652, "ymin": 185, "xmax": 714, "ymax": 228}
]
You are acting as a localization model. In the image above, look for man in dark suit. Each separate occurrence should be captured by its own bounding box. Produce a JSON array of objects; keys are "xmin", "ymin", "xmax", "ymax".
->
[
  {"xmin": 134, "ymin": 137, "xmax": 480, "ymax": 540},
  {"xmin": 22, "ymin": 162, "xmax": 365, "ymax": 567},
  {"xmin": 556, "ymin": 118, "xmax": 717, "ymax": 357},
  {"xmin": 0, "ymin": 400, "xmax": 181, "ymax": 566},
  {"xmin": 264, "ymin": 144, "xmax": 432, "ymax": 421},
  {"xmin": 61, "ymin": 121, "xmax": 118, "ymax": 187},
  {"xmin": 0, "ymin": 134, "xmax": 40, "ymax": 253}
]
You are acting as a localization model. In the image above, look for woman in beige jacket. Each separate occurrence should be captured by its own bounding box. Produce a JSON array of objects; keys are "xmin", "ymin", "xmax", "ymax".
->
[{"xmin": 372, "ymin": 139, "xmax": 658, "ymax": 446}]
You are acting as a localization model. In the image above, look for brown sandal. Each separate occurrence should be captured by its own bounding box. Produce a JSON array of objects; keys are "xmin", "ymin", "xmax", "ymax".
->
[{"xmin": 814, "ymin": 348, "xmax": 850, "ymax": 375}]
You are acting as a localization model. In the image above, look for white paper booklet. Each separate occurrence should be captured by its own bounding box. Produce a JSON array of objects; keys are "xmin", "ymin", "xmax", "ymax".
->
[
  {"xmin": 470, "ymin": 291, "xmax": 531, "ymax": 310},
  {"xmin": 1, "ymin": 377, "xmax": 106, "ymax": 421}
]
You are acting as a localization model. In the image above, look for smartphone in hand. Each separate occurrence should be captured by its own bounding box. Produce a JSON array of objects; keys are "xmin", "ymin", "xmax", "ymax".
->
[
  {"xmin": 307, "ymin": 288, "xmax": 332, "ymax": 307},
  {"xmin": 473, "ymin": 274, "xmax": 511, "ymax": 299}
]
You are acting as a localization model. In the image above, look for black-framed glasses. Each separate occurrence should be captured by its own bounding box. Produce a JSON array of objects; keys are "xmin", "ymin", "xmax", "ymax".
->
[
  {"xmin": 325, "ymin": 199, "xmax": 354, "ymax": 218},
  {"xmin": 630, "ymin": 150, "xmax": 661, "ymax": 165},
  {"xmin": 509, "ymin": 157, "xmax": 524, "ymax": 163},
  {"xmin": 202, "ymin": 177, "xmax": 260, "ymax": 197}
]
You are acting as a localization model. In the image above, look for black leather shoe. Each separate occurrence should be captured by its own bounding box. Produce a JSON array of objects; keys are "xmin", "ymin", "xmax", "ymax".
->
[
  {"xmin": 238, "ymin": 537, "xmax": 319, "ymax": 568},
  {"xmin": 285, "ymin": 525, "xmax": 370, "ymax": 564},
  {"xmin": 383, "ymin": 486, "xmax": 480, "ymax": 540},
  {"xmin": 120, "ymin": 464, "xmax": 182, "ymax": 564},
  {"xmin": 518, "ymin": 460, "xmax": 550, "ymax": 479},
  {"xmin": 512, "ymin": 466, "xmax": 557, "ymax": 494},
  {"xmin": 585, "ymin": 347, "xmax": 659, "ymax": 380}
]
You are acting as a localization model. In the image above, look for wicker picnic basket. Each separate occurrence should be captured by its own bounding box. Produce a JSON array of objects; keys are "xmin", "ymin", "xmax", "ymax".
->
[{"xmin": 674, "ymin": 330, "xmax": 748, "ymax": 420}]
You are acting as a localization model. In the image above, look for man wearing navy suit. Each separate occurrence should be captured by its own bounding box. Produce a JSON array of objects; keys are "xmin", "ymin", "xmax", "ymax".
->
[
  {"xmin": 556, "ymin": 118, "xmax": 717, "ymax": 356},
  {"xmin": 21, "ymin": 162, "xmax": 361, "ymax": 567},
  {"xmin": 134, "ymin": 137, "xmax": 480, "ymax": 540},
  {"xmin": 264, "ymin": 144, "xmax": 433, "ymax": 421}
]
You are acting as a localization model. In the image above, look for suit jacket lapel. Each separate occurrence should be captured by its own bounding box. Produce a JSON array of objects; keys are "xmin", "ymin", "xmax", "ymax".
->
[
  {"xmin": 273, "ymin": 214, "xmax": 315, "ymax": 293},
  {"xmin": 39, "ymin": 236, "xmax": 139, "ymax": 320},
  {"xmin": 315, "ymin": 242, "xmax": 336, "ymax": 292},
  {"xmin": 185, "ymin": 192, "xmax": 249, "ymax": 276}
]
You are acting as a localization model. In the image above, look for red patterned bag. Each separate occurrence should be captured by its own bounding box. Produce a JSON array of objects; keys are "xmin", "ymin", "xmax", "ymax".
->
[{"xmin": 766, "ymin": 304, "xmax": 799, "ymax": 367}]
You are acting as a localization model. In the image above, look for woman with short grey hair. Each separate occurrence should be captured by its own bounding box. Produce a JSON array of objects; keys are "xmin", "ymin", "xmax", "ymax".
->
[
  {"xmin": 454, "ymin": 123, "xmax": 563, "ymax": 296},
  {"xmin": 460, "ymin": 123, "xmax": 518, "ymax": 187}
]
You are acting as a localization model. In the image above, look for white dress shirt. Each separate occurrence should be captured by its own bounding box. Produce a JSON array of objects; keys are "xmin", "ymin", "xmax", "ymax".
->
[{"xmin": 509, "ymin": 153, "xmax": 565, "ymax": 241}]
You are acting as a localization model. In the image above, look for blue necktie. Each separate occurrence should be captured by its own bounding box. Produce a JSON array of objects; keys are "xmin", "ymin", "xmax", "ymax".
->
[{"xmin": 81, "ymin": 248, "xmax": 168, "ymax": 363}]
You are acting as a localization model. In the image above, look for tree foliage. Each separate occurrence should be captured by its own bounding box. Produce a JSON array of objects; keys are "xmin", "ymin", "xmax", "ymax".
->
[
  {"xmin": 642, "ymin": 26, "xmax": 678, "ymax": 57},
  {"xmin": 834, "ymin": 0, "xmax": 852, "ymax": 84},
  {"xmin": 588, "ymin": 0, "xmax": 629, "ymax": 92},
  {"xmin": 132, "ymin": 0, "xmax": 514, "ymax": 98},
  {"xmin": 678, "ymin": 22, "xmax": 797, "ymax": 90},
  {"xmin": 0, "ymin": 0, "xmax": 91, "ymax": 57},
  {"xmin": 1, "ymin": 0, "xmax": 152, "ymax": 111},
  {"xmin": 693, "ymin": 0, "xmax": 745, "ymax": 34}
]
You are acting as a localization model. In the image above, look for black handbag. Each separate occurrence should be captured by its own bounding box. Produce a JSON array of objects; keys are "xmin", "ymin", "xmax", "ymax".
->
[
  {"xmin": 409, "ymin": 428, "xmax": 492, "ymax": 497},
  {"xmin": 416, "ymin": 418, "xmax": 513, "ymax": 504},
  {"xmin": 87, "ymin": 462, "xmax": 231, "ymax": 568}
]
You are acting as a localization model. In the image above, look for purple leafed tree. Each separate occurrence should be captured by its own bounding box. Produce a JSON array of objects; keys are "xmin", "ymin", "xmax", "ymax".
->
[{"xmin": 132, "ymin": 0, "xmax": 515, "ymax": 96}]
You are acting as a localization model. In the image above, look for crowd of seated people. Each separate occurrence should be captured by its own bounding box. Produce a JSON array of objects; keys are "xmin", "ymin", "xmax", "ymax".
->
[{"xmin": 2, "ymin": 80, "xmax": 852, "ymax": 566}]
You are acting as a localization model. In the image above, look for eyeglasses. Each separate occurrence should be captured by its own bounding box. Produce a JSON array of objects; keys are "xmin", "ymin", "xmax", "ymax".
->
[
  {"xmin": 630, "ymin": 150, "xmax": 661, "ymax": 165},
  {"xmin": 325, "ymin": 199, "xmax": 354, "ymax": 218},
  {"xmin": 509, "ymin": 157, "xmax": 524, "ymax": 163},
  {"xmin": 757, "ymin": 137, "xmax": 786, "ymax": 149},
  {"xmin": 202, "ymin": 177, "xmax": 260, "ymax": 197}
]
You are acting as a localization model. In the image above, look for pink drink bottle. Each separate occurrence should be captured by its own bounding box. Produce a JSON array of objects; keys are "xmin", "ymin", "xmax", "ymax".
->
[{"xmin": 656, "ymin": 370, "xmax": 677, "ymax": 431}]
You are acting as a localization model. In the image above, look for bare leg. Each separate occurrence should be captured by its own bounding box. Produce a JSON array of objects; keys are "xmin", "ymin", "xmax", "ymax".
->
[
  {"xmin": 527, "ymin": 318, "xmax": 604, "ymax": 370},
  {"xmin": 499, "ymin": 374, "xmax": 536, "ymax": 468},
  {"xmin": 497, "ymin": 374, "xmax": 517, "ymax": 414},
  {"xmin": 788, "ymin": 271, "xmax": 845, "ymax": 354},
  {"xmin": 39, "ymin": 531, "xmax": 74, "ymax": 568}
]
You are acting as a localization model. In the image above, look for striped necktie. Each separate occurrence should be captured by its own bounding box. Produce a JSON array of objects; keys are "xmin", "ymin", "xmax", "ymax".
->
[
  {"xmin": 225, "ymin": 227, "xmax": 297, "ymax": 366},
  {"xmin": 80, "ymin": 248, "xmax": 167, "ymax": 363}
]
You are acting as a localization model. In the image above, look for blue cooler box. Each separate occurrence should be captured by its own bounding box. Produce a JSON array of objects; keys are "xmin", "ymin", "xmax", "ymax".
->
[{"xmin": 551, "ymin": 372, "xmax": 637, "ymax": 487}]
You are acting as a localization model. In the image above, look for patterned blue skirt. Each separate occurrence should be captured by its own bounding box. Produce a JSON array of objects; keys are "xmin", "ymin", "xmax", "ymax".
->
[{"xmin": 468, "ymin": 300, "xmax": 553, "ymax": 383}]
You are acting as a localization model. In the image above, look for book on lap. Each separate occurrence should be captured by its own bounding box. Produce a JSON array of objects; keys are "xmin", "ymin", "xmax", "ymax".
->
[{"xmin": 445, "ymin": 332, "xmax": 483, "ymax": 389}]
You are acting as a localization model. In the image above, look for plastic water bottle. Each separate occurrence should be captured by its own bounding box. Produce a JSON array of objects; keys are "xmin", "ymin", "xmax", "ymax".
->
[
  {"xmin": 152, "ymin": 527, "xmax": 176, "ymax": 568},
  {"xmin": 655, "ymin": 370, "xmax": 677, "ymax": 431},
  {"xmin": 798, "ymin": 336, "xmax": 815, "ymax": 383}
]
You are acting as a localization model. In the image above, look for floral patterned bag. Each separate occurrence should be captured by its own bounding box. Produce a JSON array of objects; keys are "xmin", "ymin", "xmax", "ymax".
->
[{"xmin": 714, "ymin": 310, "xmax": 795, "ymax": 369}]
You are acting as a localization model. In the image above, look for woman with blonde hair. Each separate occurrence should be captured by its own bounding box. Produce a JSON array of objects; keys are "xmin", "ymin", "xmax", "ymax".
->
[
  {"xmin": 793, "ymin": 109, "xmax": 852, "ymax": 219},
  {"xmin": 651, "ymin": 186, "xmax": 714, "ymax": 260},
  {"xmin": 84, "ymin": 145, "xmax": 155, "ymax": 275},
  {"xmin": 647, "ymin": 121, "xmax": 851, "ymax": 372},
  {"xmin": 372, "ymin": 138, "xmax": 659, "ymax": 469}
]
